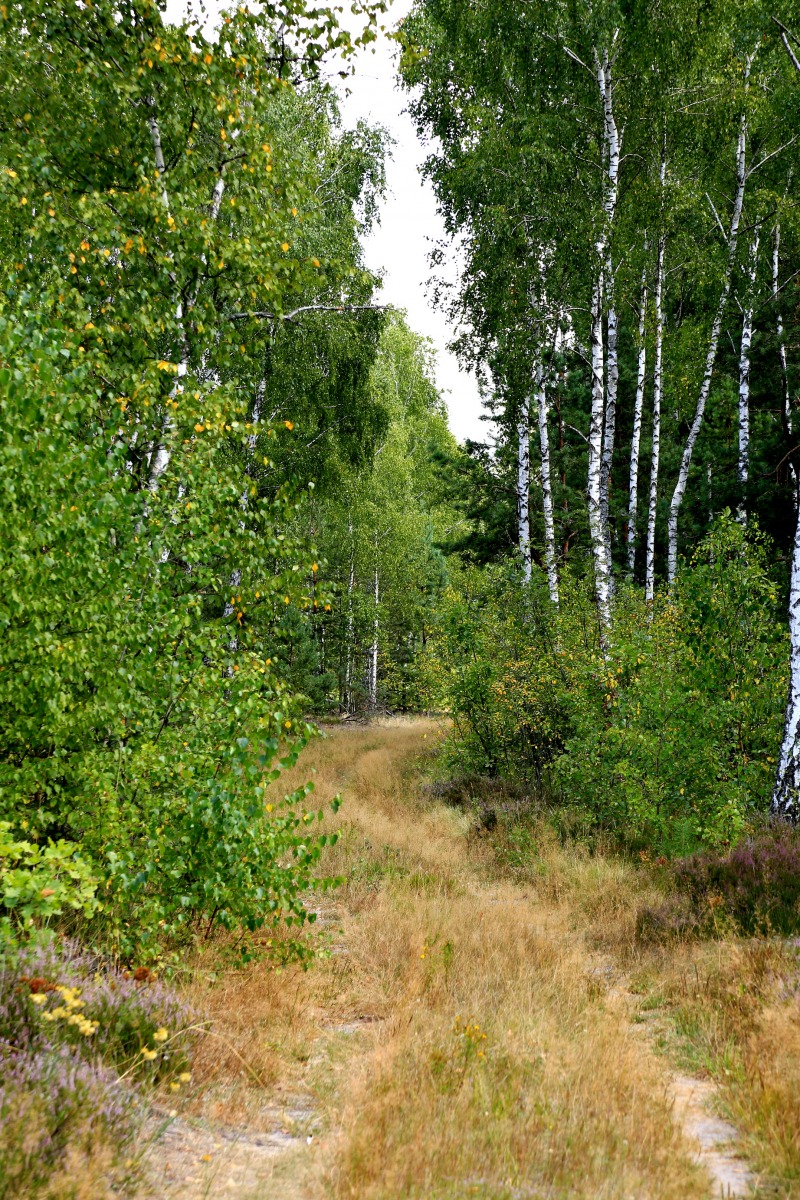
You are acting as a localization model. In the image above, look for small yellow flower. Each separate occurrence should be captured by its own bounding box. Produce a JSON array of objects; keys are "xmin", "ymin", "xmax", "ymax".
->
[
  {"xmin": 153, "ymin": 1027, "xmax": 169, "ymax": 1042},
  {"xmin": 141, "ymin": 1048, "xmax": 157, "ymax": 1061},
  {"xmin": 30, "ymin": 993, "xmax": 47, "ymax": 1006},
  {"xmin": 179, "ymin": 1072, "xmax": 192, "ymax": 1083}
]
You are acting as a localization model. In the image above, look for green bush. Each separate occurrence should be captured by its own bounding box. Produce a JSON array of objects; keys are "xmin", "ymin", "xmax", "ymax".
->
[
  {"xmin": 0, "ymin": 823, "xmax": 99, "ymax": 944},
  {"xmin": 429, "ymin": 519, "xmax": 785, "ymax": 852}
]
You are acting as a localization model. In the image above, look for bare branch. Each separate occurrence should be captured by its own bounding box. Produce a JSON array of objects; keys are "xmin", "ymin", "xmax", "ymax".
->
[
  {"xmin": 772, "ymin": 16, "xmax": 800, "ymax": 73},
  {"xmin": 705, "ymin": 192, "xmax": 726, "ymax": 238},
  {"xmin": 227, "ymin": 303, "xmax": 390, "ymax": 323}
]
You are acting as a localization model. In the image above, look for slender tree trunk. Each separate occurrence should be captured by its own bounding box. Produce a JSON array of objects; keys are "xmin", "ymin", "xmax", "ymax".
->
[
  {"xmin": 345, "ymin": 514, "xmax": 355, "ymax": 712},
  {"xmin": 646, "ymin": 233, "xmax": 666, "ymax": 603},
  {"xmin": 601, "ymin": 282, "xmax": 619, "ymax": 578},
  {"xmin": 597, "ymin": 50, "xmax": 623, "ymax": 604},
  {"xmin": 222, "ymin": 377, "xmax": 265, "ymax": 651},
  {"xmin": 586, "ymin": 46, "xmax": 620, "ymax": 633},
  {"xmin": 369, "ymin": 537, "xmax": 379, "ymax": 710},
  {"xmin": 773, "ymin": 222, "xmax": 796, "ymax": 497},
  {"xmin": 627, "ymin": 267, "xmax": 648, "ymax": 577},
  {"xmin": 737, "ymin": 227, "xmax": 759, "ymax": 522},
  {"xmin": 588, "ymin": 272, "xmax": 612, "ymax": 633},
  {"xmin": 667, "ymin": 100, "xmax": 749, "ymax": 584},
  {"xmin": 517, "ymin": 395, "xmax": 532, "ymax": 586},
  {"xmin": 145, "ymin": 101, "xmax": 227, "ymax": 491},
  {"xmin": 773, "ymin": 474, "xmax": 800, "ymax": 821},
  {"xmin": 535, "ymin": 365, "xmax": 559, "ymax": 605}
]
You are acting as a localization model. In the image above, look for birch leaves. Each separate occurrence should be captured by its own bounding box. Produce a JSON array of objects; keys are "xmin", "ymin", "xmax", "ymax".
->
[{"xmin": 403, "ymin": 0, "xmax": 800, "ymax": 631}]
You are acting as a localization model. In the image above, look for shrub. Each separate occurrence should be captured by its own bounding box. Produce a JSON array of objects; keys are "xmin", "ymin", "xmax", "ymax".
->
[
  {"xmin": 0, "ymin": 823, "xmax": 100, "ymax": 945},
  {"xmin": 429, "ymin": 519, "xmax": 785, "ymax": 852},
  {"xmin": 674, "ymin": 822, "xmax": 800, "ymax": 935},
  {"xmin": 0, "ymin": 937, "xmax": 195, "ymax": 1197}
]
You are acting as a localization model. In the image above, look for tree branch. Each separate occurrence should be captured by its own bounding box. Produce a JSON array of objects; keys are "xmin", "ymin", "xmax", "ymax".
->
[{"xmin": 227, "ymin": 303, "xmax": 390, "ymax": 323}]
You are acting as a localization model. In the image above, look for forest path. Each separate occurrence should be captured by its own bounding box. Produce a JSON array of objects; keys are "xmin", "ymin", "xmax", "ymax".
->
[{"xmin": 139, "ymin": 719, "xmax": 757, "ymax": 1200}]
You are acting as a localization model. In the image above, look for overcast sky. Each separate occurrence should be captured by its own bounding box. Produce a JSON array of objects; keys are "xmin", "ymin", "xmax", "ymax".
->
[
  {"xmin": 164, "ymin": 0, "xmax": 487, "ymax": 442},
  {"xmin": 333, "ymin": 1, "xmax": 486, "ymax": 443}
]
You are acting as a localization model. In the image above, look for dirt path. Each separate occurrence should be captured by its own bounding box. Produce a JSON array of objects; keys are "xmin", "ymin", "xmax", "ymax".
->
[{"xmin": 139, "ymin": 719, "xmax": 757, "ymax": 1200}]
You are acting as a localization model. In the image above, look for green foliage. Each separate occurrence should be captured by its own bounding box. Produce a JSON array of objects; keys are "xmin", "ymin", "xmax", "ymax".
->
[
  {"xmin": 0, "ymin": 0, "xmax": 393, "ymax": 958},
  {"xmin": 430, "ymin": 520, "xmax": 785, "ymax": 852},
  {"xmin": 0, "ymin": 824, "xmax": 99, "ymax": 942}
]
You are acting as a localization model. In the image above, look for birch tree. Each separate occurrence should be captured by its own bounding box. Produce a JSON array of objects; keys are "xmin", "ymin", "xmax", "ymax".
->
[
  {"xmin": 517, "ymin": 395, "xmax": 533, "ymax": 585},
  {"xmin": 536, "ymin": 366, "xmax": 560, "ymax": 606},
  {"xmin": 627, "ymin": 267, "xmax": 648, "ymax": 577},
  {"xmin": 646, "ymin": 229, "xmax": 666, "ymax": 603},
  {"xmin": 737, "ymin": 227, "xmax": 760, "ymax": 523}
]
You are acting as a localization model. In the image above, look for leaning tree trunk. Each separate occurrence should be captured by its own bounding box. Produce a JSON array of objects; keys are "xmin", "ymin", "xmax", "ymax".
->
[
  {"xmin": 535, "ymin": 365, "xmax": 559, "ymax": 606},
  {"xmin": 773, "ymin": 475, "xmax": 800, "ymax": 821},
  {"xmin": 667, "ymin": 98, "xmax": 749, "ymax": 584},
  {"xmin": 517, "ymin": 394, "xmax": 533, "ymax": 586},
  {"xmin": 627, "ymin": 266, "xmax": 648, "ymax": 577}
]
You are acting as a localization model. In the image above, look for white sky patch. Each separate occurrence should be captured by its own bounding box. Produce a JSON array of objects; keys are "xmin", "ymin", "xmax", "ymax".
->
[
  {"xmin": 164, "ymin": 0, "xmax": 489, "ymax": 443},
  {"xmin": 334, "ymin": 1, "xmax": 486, "ymax": 443}
]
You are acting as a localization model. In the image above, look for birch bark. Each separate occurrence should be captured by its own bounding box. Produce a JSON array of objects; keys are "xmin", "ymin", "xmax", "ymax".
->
[
  {"xmin": 517, "ymin": 395, "xmax": 532, "ymax": 586},
  {"xmin": 596, "ymin": 50, "xmax": 621, "ymax": 600},
  {"xmin": 646, "ymin": 150, "xmax": 667, "ymax": 603},
  {"xmin": 773, "ymin": 474, "xmax": 800, "ymax": 821},
  {"xmin": 588, "ymin": 272, "xmax": 612, "ymax": 632},
  {"xmin": 667, "ymin": 97, "xmax": 749, "ymax": 584},
  {"xmin": 627, "ymin": 267, "xmax": 648, "ymax": 577},
  {"xmin": 536, "ymin": 366, "xmax": 560, "ymax": 606},
  {"xmin": 600, "ymin": 283, "xmax": 619, "ymax": 576},
  {"xmin": 737, "ymin": 228, "xmax": 759, "ymax": 522}
]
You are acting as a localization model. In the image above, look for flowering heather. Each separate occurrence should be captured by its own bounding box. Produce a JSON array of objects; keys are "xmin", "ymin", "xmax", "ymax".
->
[
  {"xmin": 0, "ymin": 937, "xmax": 195, "ymax": 1197},
  {"xmin": 674, "ymin": 822, "xmax": 800, "ymax": 935}
]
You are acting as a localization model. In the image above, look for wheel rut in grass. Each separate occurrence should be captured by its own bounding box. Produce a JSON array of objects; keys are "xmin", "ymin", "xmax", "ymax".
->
[{"xmin": 138, "ymin": 719, "xmax": 762, "ymax": 1199}]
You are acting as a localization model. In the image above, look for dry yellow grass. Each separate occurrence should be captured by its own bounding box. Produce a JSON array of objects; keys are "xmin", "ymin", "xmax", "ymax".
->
[
  {"xmin": 178, "ymin": 719, "xmax": 713, "ymax": 1199},
  {"xmin": 633, "ymin": 936, "xmax": 800, "ymax": 1194}
]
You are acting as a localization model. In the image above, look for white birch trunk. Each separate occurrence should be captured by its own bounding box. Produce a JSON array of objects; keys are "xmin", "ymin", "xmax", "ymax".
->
[
  {"xmin": 596, "ymin": 50, "xmax": 621, "ymax": 599},
  {"xmin": 536, "ymin": 367, "xmax": 559, "ymax": 606},
  {"xmin": 517, "ymin": 395, "xmax": 532, "ymax": 586},
  {"xmin": 627, "ymin": 267, "xmax": 648, "ymax": 577},
  {"xmin": 773, "ymin": 474, "xmax": 800, "ymax": 820},
  {"xmin": 601, "ymin": 284, "xmax": 619, "ymax": 577},
  {"xmin": 585, "ymin": 45, "xmax": 620, "ymax": 634},
  {"xmin": 646, "ymin": 150, "xmax": 667, "ymax": 604},
  {"xmin": 588, "ymin": 271, "xmax": 612, "ymax": 632},
  {"xmin": 667, "ymin": 102, "xmax": 749, "ymax": 584},
  {"xmin": 737, "ymin": 228, "xmax": 759, "ymax": 522}
]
